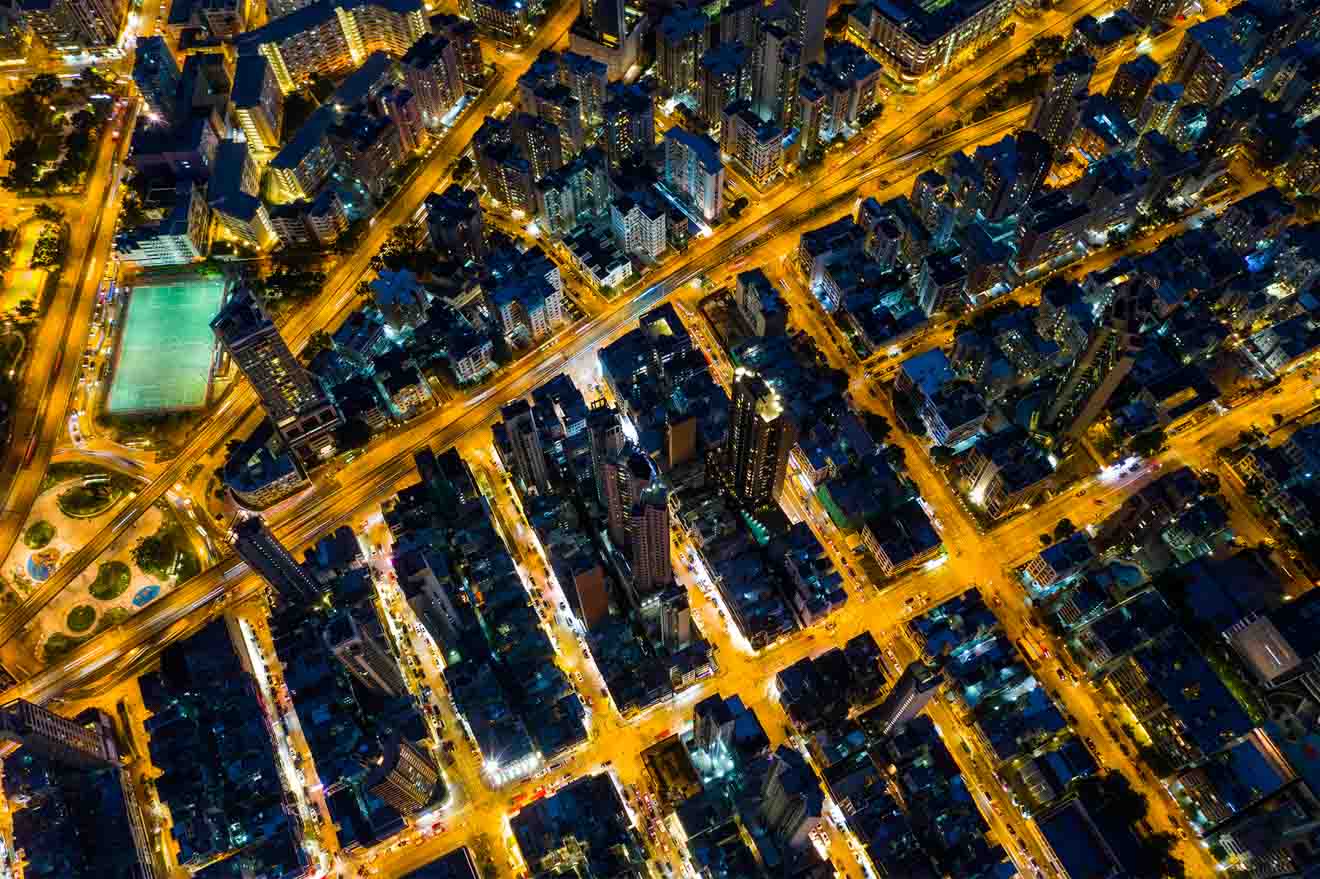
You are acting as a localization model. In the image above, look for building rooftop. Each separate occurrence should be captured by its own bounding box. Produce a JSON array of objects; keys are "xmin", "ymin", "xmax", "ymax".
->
[{"xmin": 851, "ymin": 0, "xmax": 1011, "ymax": 47}]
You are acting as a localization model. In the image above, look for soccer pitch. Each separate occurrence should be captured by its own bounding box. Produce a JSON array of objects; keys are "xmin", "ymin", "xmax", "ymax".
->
[{"xmin": 107, "ymin": 277, "xmax": 226, "ymax": 414}]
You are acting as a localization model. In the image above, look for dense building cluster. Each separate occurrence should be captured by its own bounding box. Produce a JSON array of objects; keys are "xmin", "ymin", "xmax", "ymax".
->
[{"xmin": 14, "ymin": 0, "xmax": 1320, "ymax": 874}]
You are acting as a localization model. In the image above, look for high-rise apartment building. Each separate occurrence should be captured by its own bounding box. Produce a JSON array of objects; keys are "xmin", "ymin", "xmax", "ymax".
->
[
  {"xmin": 0, "ymin": 701, "xmax": 117, "ymax": 769},
  {"xmin": 1169, "ymin": 17, "xmax": 1245, "ymax": 108},
  {"xmin": 604, "ymin": 445, "xmax": 655, "ymax": 548},
  {"xmin": 326, "ymin": 606, "xmax": 406, "ymax": 696},
  {"xmin": 722, "ymin": 368, "xmax": 796, "ymax": 509},
  {"xmin": 756, "ymin": 23, "xmax": 802, "ymax": 129},
  {"xmin": 232, "ymin": 514, "xmax": 323, "ymax": 604},
  {"xmin": 401, "ymin": 32, "xmax": 462, "ymax": 127},
  {"xmin": 663, "ymin": 127, "xmax": 725, "ymax": 222},
  {"xmin": 535, "ymin": 146, "xmax": 611, "ymax": 233},
  {"xmin": 229, "ymin": 55, "xmax": 285, "ymax": 155},
  {"xmin": 366, "ymin": 737, "xmax": 441, "ymax": 814},
  {"xmin": 474, "ymin": 116, "xmax": 536, "ymax": 213},
  {"xmin": 602, "ymin": 81, "xmax": 655, "ymax": 168},
  {"xmin": 720, "ymin": 100, "xmax": 783, "ymax": 188},
  {"xmin": 699, "ymin": 41, "xmax": 752, "ymax": 127},
  {"xmin": 425, "ymin": 184, "xmax": 486, "ymax": 263},
  {"xmin": 760, "ymin": 746, "xmax": 823, "ymax": 849},
  {"xmin": 1106, "ymin": 55, "xmax": 1160, "ymax": 125},
  {"xmin": 1137, "ymin": 82, "xmax": 1184, "ymax": 135},
  {"xmin": 559, "ymin": 51, "xmax": 609, "ymax": 126},
  {"xmin": 237, "ymin": 0, "xmax": 427, "ymax": 94},
  {"xmin": 657, "ymin": 9, "xmax": 709, "ymax": 97},
  {"xmin": 519, "ymin": 61, "xmax": 587, "ymax": 157},
  {"xmin": 611, "ymin": 190, "xmax": 668, "ymax": 260},
  {"xmin": 514, "ymin": 112, "xmax": 566, "ymax": 179},
  {"xmin": 20, "ymin": 0, "xmax": 126, "ymax": 50},
  {"xmin": 587, "ymin": 404, "xmax": 626, "ymax": 505},
  {"xmin": 870, "ymin": 660, "xmax": 941, "ymax": 736},
  {"xmin": 431, "ymin": 13, "xmax": 486, "ymax": 89},
  {"xmin": 628, "ymin": 483, "xmax": 672, "ymax": 603},
  {"xmin": 586, "ymin": 0, "xmax": 626, "ymax": 48},
  {"xmin": 211, "ymin": 287, "xmax": 342, "ymax": 464},
  {"xmin": 133, "ymin": 37, "xmax": 181, "ymax": 121},
  {"xmin": 789, "ymin": 0, "xmax": 827, "ymax": 64},
  {"xmin": 1027, "ymin": 53, "xmax": 1096, "ymax": 148},
  {"xmin": 498, "ymin": 398, "xmax": 553, "ymax": 494},
  {"xmin": 1044, "ymin": 292, "xmax": 1141, "ymax": 440},
  {"xmin": 847, "ymin": 0, "xmax": 1012, "ymax": 81}
]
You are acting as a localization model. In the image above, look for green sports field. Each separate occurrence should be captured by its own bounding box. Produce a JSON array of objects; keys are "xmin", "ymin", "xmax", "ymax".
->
[{"xmin": 107, "ymin": 278, "xmax": 226, "ymax": 414}]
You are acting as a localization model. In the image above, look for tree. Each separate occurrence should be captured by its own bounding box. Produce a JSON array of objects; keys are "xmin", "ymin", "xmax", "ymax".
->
[
  {"xmin": 729, "ymin": 197, "xmax": 750, "ymax": 218},
  {"xmin": 75, "ymin": 67, "xmax": 110, "ymax": 95},
  {"xmin": 33, "ymin": 203, "xmax": 62, "ymax": 223},
  {"xmin": 334, "ymin": 417, "xmax": 373, "ymax": 453},
  {"xmin": 453, "ymin": 156, "xmax": 473, "ymax": 179},
  {"xmin": 884, "ymin": 445, "xmax": 906, "ymax": 469},
  {"xmin": 132, "ymin": 533, "xmax": 175, "ymax": 576},
  {"xmin": 1129, "ymin": 427, "xmax": 1167, "ymax": 458},
  {"xmin": 15, "ymin": 299, "xmax": 36, "ymax": 320},
  {"xmin": 28, "ymin": 73, "xmax": 58, "ymax": 99},
  {"xmin": 2, "ymin": 137, "xmax": 41, "ymax": 190},
  {"xmin": 304, "ymin": 330, "xmax": 333, "ymax": 361},
  {"xmin": 929, "ymin": 445, "xmax": 955, "ymax": 467},
  {"xmin": 1054, "ymin": 518, "xmax": 1077, "ymax": 540},
  {"xmin": 863, "ymin": 413, "xmax": 892, "ymax": 443},
  {"xmin": 1040, "ymin": 533, "xmax": 1053, "ymax": 546}
]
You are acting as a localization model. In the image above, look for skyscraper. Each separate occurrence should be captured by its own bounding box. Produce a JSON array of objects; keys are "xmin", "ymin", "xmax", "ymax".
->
[
  {"xmin": 21, "ymin": 0, "xmax": 127, "ymax": 50},
  {"xmin": 229, "ymin": 55, "xmax": 285, "ymax": 154},
  {"xmin": 498, "ymin": 399, "xmax": 553, "ymax": 494},
  {"xmin": 1106, "ymin": 55, "xmax": 1161, "ymax": 125},
  {"xmin": 602, "ymin": 81, "xmax": 655, "ymax": 168},
  {"xmin": 699, "ymin": 41, "xmax": 752, "ymax": 127},
  {"xmin": 789, "ymin": 0, "xmax": 827, "ymax": 64},
  {"xmin": 628, "ymin": 483, "xmax": 672, "ymax": 603},
  {"xmin": 325, "ymin": 606, "xmax": 406, "ymax": 697},
  {"xmin": 657, "ymin": 10, "xmax": 708, "ymax": 97},
  {"xmin": 366, "ymin": 736, "xmax": 441, "ymax": 814},
  {"xmin": 0, "ymin": 701, "xmax": 117, "ymax": 769},
  {"xmin": 425, "ymin": 184, "xmax": 487, "ymax": 264},
  {"xmin": 870, "ymin": 660, "xmax": 941, "ymax": 736},
  {"xmin": 663, "ymin": 127, "xmax": 725, "ymax": 222},
  {"xmin": 431, "ymin": 13, "xmax": 485, "ymax": 90},
  {"xmin": 474, "ymin": 115, "xmax": 536, "ymax": 214},
  {"xmin": 211, "ymin": 286, "xmax": 342, "ymax": 466},
  {"xmin": 400, "ymin": 31, "xmax": 463, "ymax": 127},
  {"xmin": 587, "ymin": 0, "xmax": 625, "ymax": 48},
  {"xmin": 760, "ymin": 746, "xmax": 823, "ymax": 849},
  {"xmin": 722, "ymin": 369, "xmax": 796, "ymax": 509},
  {"xmin": 232, "ymin": 514, "xmax": 322, "ymax": 605},
  {"xmin": 604, "ymin": 445, "xmax": 655, "ymax": 548},
  {"xmin": 1137, "ymin": 82, "xmax": 1184, "ymax": 136},
  {"xmin": 755, "ymin": 24, "xmax": 802, "ymax": 129},
  {"xmin": 1044, "ymin": 291, "xmax": 1142, "ymax": 440},
  {"xmin": 587, "ymin": 403, "xmax": 625, "ymax": 505},
  {"xmin": 514, "ymin": 111, "xmax": 566, "ymax": 179},
  {"xmin": 693, "ymin": 694, "xmax": 738, "ymax": 755},
  {"xmin": 1027, "ymin": 53, "xmax": 1096, "ymax": 148},
  {"xmin": 133, "ymin": 36, "xmax": 181, "ymax": 121},
  {"xmin": 1169, "ymin": 18, "xmax": 1244, "ymax": 109}
]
